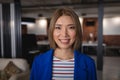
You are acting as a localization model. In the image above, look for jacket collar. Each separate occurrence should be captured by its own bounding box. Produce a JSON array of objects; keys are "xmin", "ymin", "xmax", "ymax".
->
[{"xmin": 46, "ymin": 49, "xmax": 83, "ymax": 80}]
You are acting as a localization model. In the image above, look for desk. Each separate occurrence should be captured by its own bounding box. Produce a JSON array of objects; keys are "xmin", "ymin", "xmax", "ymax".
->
[
  {"xmin": 37, "ymin": 41, "xmax": 106, "ymax": 55},
  {"xmin": 82, "ymin": 42, "xmax": 106, "ymax": 55},
  {"xmin": 105, "ymin": 46, "xmax": 120, "ymax": 56},
  {"xmin": 37, "ymin": 40, "xmax": 49, "ymax": 45},
  {"xmin": 37, "ymin": 40, "xmax": 50, "ymax": 53},
  {"xmin": 82, "ymin": 42, "xmax": 106, "ymax": 46}
]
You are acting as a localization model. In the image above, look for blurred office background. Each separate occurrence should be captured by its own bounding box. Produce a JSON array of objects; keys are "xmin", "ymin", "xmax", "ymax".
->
[{"xmin": 0, "ymin": 0, "xmax": 120, "ymax": 80}]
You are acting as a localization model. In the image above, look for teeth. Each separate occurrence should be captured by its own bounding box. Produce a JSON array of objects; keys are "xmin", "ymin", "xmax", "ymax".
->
[{"xmin": 60, "ymin": 39, "xmax": 69, "ymax": 43}]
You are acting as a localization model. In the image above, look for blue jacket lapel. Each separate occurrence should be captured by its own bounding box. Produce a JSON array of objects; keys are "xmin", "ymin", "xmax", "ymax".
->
[
  {"xmin": 44, "ymin": 49, "xmax": 54, "ymax": 79},
  {"xmin": 74, "ymin": 50, "xmax": 88, "ymax": 80}
]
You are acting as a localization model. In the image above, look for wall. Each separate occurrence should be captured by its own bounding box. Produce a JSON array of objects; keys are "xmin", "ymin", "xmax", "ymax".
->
[
  {"xmin": 82, "ymin": 18, "xmax": 98, "ymax": 42},
  {"xmin": 103, "ymin": 16, "xmax": 120, "ymax": 46},
  {"xmin": 103, "ymin": 17, "xmax": 120, "ymax": 35},
  {"xmin": 22, "ymin": 17, "xmax": 48, "ymax": 35},
  {"xmin": 22, "ymin": 12, "xmax": 120, "ymax": 46},
  {"xmin": 103, "ymin": 35, "xmax": 120, "ymax": 46},
  {"xmin": 22, "ymin": 6, "xmax": 120, "ymax": 36},
  {"xmin": 81, "ymin": 16, "xmax": 120, "ymax": 46}
]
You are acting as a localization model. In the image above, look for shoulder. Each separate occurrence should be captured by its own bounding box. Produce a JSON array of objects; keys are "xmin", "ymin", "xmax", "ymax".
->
[
  {"xmin": 33, "ymin": 49, "xmax": 54, "ymax": 62},
  {"xmin": 74, "ymin": 50, "xmax": 95, "ymax": 63},
  {"xmin": 81, "ymin": 54, "xmax": 94, "ymax": 61}
]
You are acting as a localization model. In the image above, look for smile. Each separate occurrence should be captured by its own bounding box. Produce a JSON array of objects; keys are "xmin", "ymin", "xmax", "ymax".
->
[{"xmin": 59, "ymin": 39, "xmax": 70, "ymax": 44}]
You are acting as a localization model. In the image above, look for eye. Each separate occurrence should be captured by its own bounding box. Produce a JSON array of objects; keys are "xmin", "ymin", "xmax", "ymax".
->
[
  {"xmin": 55, "ymin": 26, "xmax": 61, "ymax": 29},
  {"xmin": 69, "ymin": 26, "xmax": 75, "ymax": 29}
]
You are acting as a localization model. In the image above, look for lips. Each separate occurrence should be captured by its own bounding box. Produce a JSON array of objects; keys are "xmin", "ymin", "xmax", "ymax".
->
[{"xmin": 59, "ymin": 39, "xmax": 70, "ymax": 44}]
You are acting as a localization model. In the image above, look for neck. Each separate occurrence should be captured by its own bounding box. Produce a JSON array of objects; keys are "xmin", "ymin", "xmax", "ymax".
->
[{"xmin": 54, "ymin": 48, "xmax": 74, "ymax": 60}]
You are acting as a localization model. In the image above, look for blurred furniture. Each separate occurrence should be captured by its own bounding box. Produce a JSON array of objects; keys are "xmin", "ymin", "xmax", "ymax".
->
[
  {"xmin": 0, "ymin": 58, "xmax": 30, "ymax": 80},
  {"xmin": 105, "ymin": 46, "xmax": 120, "ymax": 56},
  {"xmin": 22, "ymin": 34, "xmax": 40, "ymax": 67},
  {"xmin": 37, "ymin": 40, "xmax": 50, "ymax": 53},
  {"xmin": 82, "ymin": 42, "xmax": 106, "ymax": 55},
  {"xmin": 37, "ymin": 40, "xmax": 49, "ymax": 45}
]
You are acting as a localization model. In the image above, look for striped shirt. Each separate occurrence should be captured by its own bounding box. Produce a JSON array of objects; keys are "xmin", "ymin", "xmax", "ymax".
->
[{"xmin": 52, "ymin": 56, "xmax": 74, "ymax": 80}]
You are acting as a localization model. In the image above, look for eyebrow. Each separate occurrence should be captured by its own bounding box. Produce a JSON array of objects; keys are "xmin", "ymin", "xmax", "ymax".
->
[
  {"xmin": 55, "ymin": 24, "xmax": 75, "ymax": 26},
  {"xmin": 55, "ymin": 24, "xmax": 61, "ymax": 26},
  {"xmin": 67, "ymin": 24, "xmax": 75, "ymax": 26}
]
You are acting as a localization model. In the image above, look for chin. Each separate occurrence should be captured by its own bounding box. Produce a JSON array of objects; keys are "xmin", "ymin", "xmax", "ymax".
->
[{"xmin": 58, "ymin": 45, "xmax": 72, "ymax": 49}]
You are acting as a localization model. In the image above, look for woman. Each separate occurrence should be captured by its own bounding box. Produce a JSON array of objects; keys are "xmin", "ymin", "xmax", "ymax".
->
[{"xmin": 30, "ymin": 7, "xmax": 97, "ymax": 80}]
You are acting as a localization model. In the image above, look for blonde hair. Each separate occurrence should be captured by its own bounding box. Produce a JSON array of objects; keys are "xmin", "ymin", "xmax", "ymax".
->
[{"xmin": 48, "ymin": 7, "xmax": 82, "ymax": 50}]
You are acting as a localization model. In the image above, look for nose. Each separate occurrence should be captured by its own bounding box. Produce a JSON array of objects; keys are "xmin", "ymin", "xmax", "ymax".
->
[{"xmin": 61, "ymin": 28, "xmax": 68, "ymax": 37}]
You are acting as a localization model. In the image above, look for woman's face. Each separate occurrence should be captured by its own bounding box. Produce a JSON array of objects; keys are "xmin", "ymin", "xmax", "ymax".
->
[{"xmin": 53, "ymin": 15, "xmax": 76, "ymax": 49}]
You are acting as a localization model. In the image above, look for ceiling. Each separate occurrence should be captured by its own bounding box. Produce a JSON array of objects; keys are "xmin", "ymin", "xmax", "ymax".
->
[
  {"xmin": 21, "ymin": 0, "xmax": 120, "ymax": 12},
  {"xmin": 0, "ymin": 0, "xmax": 120, "ymax": 8},
  {"xmin": 0, "ymin": 0, "xmax": 120, "ymax": 18}
]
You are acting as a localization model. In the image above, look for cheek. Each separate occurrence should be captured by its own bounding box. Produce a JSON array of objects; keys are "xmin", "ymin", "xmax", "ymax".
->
[
  {"xmin": 53, "ymin": 31, "xmax": 59, "ymax": 39},
  {"xmin": 70, "ymin": 31, "xmax": 76, "ymax": 38}
]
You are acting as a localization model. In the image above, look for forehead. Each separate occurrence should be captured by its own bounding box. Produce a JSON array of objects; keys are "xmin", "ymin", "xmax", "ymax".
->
[{"xmin": 55, "ymin": 15, "xmax": 75, "ymax": 24}]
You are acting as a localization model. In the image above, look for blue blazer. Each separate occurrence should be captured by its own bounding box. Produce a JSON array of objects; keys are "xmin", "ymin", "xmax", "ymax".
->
[{"xmin": 30, "ymin": 49, "xmax": 97, "ymax": 80}]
